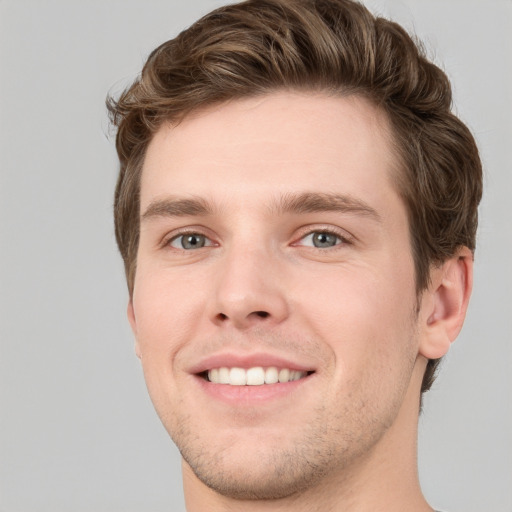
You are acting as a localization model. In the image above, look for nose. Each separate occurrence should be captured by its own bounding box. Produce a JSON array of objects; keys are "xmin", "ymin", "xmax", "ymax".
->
[{"xmin": 210, "ymin": 245, "xmax": 289, "ymax": 330}]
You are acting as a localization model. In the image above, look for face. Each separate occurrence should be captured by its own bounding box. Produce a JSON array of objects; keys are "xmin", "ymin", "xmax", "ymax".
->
[{"xmin": 130, "ymin": 92, "xmax": 423, "ymax": 500}]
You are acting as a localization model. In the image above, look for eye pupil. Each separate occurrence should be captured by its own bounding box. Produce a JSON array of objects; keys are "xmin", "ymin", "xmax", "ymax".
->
[
  {"xmin": 313, "ymin": 232, "xmax": 338, "ymax": 248},
  {"xmin": 182, "ymin": 234, "xmax": 205, "ymax": 249}
]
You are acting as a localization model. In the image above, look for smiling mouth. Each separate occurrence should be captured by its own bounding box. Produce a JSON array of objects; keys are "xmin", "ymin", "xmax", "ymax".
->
[{"xmin": 202, "ymin": 367, "xmax": 314, "ymax": 386}]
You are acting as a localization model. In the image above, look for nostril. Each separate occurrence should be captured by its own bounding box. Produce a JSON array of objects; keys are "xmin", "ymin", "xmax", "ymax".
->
[{"xmin": 214, "ymin": 310, "xmax": 270, "ymax": 324}]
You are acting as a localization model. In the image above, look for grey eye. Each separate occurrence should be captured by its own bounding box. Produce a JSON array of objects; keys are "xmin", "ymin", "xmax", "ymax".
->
[
  {"xmin": 170, "ymin": 234, "xmax": 208, "ymax": 250},
  {"xmin": 312, "ymin": 232, "xmax": 339, "ymax": 248},
  {"xmin": 301, "ymin": 232, "xmax": 341, "ymax": 248}
]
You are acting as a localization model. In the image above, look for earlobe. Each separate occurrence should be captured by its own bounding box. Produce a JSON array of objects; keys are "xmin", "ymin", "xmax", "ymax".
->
[
  {"xmin": 419, "ymin": 248, "xmax": 473, "ymax": 360},
  {"xmin": 127, "ymin": 300, "xmax": 142, "ymax": 359}
]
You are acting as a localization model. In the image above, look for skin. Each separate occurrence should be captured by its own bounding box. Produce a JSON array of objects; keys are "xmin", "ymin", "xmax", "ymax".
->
[{"xmin": 128, "ymin": 92, "xmax": 472, "ymax": 511}]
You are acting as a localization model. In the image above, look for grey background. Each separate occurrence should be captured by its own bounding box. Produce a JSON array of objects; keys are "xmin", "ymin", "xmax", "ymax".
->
[{"xmin": 0, "ymin": 1, "xmax": 510, "ymax": 511}]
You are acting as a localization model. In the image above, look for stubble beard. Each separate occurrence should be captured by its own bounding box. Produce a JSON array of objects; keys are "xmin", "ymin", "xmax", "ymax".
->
[
  {"xmin": 168, "ymin": 382, "xmax": 411, "ymax": 502},
  {"xmin": 175, "ymin": 407, "xmax": 338, "ymax": 500},
  {"xmin": 160, "ymin": 314, "xmax": 420, "ymax": 502}
]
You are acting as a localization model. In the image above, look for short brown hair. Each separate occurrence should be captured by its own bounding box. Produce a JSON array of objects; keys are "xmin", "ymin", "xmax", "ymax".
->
[{"xmin": 107, "ymin": 0, "xmax": 482, "ymax": 394}]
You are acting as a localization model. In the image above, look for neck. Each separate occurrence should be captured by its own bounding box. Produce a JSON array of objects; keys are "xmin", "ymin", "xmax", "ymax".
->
[{"xmin": 183, "ymin": 359, "xmax": 433, "ymax": 512}]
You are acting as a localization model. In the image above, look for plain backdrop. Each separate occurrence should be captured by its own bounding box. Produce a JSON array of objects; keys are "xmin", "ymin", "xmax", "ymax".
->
[{"xmin": 0, "ymin": 1, "xmax": 511, "ymax": 511}]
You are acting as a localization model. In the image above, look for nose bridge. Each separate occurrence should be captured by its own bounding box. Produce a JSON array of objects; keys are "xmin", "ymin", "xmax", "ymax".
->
[{"xmin": 211, "ymin": 239, "xmax": 288, "ymax": 328}]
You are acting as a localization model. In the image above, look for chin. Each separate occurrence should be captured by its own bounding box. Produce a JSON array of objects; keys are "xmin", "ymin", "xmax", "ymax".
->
[
  {"xmin": 174, "ymin": 415, "xmax": 359, "ymax": 502},
  {"xmin": 182, "ymin": 444, "xmax": 331, "ymax": 501}
]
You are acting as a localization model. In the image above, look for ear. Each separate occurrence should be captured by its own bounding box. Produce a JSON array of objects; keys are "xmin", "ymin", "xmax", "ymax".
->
[
  {"xmin": 418, "ymin": 247, "xmax": 473, "ymax": 360},
  {"xmin": 127, "ymin": 300, "xmax": 142, "ymax": 359}
]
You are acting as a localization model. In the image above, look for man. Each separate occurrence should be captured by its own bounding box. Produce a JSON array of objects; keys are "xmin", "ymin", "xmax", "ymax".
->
[{"xmin": 107, "ymin": 0, "xmax": 482, "ymax": 510}]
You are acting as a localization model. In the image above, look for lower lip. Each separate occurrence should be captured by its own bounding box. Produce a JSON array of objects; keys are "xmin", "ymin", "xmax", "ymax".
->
[{"xmin": 194, "ymin": 374, "xmax": 314, "ymax": 405}]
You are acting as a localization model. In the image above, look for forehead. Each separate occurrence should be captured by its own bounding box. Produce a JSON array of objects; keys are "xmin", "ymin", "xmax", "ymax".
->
[{"xmin": 140, "ymin": 92, "xmax": 399, "ymax": 212}]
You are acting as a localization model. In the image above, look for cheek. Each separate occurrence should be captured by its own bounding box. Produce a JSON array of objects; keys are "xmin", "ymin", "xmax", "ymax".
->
[
  {"xmin": 301, "ymin": 272, "xmax": 417, "ymax": 426},
  {"xmin": 132, "ymin": 268, "xmax": 208, "ymax": 350},
  {"xmin": 295, "ymin": 264, "xmax": 418, "ymax": 377},
  {"xmin": 299, "ymin": 262, "xmax": 414, "ymax": 330},
  {"xmin": 131, "ymin": 272, "xmax": 197, "ymax": 423}
]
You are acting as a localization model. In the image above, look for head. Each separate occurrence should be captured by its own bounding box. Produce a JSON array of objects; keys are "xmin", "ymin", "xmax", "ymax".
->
[
  {"xmin": 107, "ymin": 0, "xmax": 482, "ymax": 503},
  {"xmin": 108, "ymin": 0, "xmax": 482, "ymax": 397}
]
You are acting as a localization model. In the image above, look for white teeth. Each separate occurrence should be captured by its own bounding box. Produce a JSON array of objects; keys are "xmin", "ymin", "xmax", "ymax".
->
[
  {"xmin": 218, "ymin": 367, "xmax": 230, "ymax": 384},
  {"xmin": 229, "ymin": 367, "xmax": 247, "ymax": 386},
  {"xmin": 246, "ymin": 367, "xmax": 265, "ymax": 385},
  {"xmin": 209, "ymin": 368, "xmax": 219, "ymax": 383},
  {"xmin": 264, "ymin": 367, "xmax": 279, "ymax": 384},
  {"xmin": 207, "ymin": 366, "xmax": 308, "ymax": 386},
  {"xmin": 278, "ymin": 368, "xmax": 290, "ymax": 383}
]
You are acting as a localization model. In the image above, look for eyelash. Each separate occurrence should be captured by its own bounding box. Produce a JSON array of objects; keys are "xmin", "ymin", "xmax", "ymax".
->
[
  {"xmin": 164, "ymin": 230, "xmax": 216, "ymax": 250},
  {"xmin": 162, "ymin": 226, "xmax": 353, "ymax": 252},
  {"xmin": 294, "ymin": 227, "xmax": 353, "ymax": 250}
]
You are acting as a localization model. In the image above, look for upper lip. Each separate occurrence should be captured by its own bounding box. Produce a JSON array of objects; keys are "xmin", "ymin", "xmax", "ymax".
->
[{"xmin": 188, "ymin": 352, "xmax": 317, "ymax": 375}]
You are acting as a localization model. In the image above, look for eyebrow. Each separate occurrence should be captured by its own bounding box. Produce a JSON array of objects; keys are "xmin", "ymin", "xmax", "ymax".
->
[
  {"xmin": 141, "ymin": 192, "xmax": 381, "ymax": 222},
  {"xmin": 141, "ymin": 197, "xmax": 215, "ymax": 221},
  {"xmin": 272, "ymin": 192, "xmax": 381, "ymax": 221}
]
